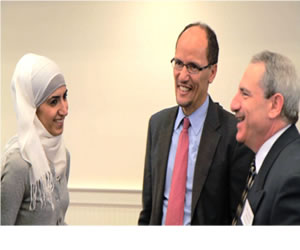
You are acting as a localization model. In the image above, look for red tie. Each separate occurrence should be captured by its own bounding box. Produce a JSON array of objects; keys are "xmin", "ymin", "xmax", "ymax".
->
[{"xmin": 165, "ymin": 117, "xmax": 190, "ymax": 225}]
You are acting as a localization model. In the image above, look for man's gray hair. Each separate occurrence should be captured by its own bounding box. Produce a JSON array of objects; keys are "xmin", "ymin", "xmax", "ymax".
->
[{"xmin": 251, "ymin": 50, "xmax": 300, "ymax": 124}]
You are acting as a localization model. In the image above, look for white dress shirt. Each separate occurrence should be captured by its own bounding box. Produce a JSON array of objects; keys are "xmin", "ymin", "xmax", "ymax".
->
[{"xmin": 255, "ymin": 125, "xmax": 291, "ymax": 173}]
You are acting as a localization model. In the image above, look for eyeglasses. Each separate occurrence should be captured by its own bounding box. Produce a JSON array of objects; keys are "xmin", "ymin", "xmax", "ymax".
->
[{"xmin": 171, "ymin": 58, "xmax": 212, "ymax": 74}]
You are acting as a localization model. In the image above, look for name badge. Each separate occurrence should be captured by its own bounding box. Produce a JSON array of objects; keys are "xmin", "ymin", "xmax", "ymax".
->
[{"xmin": 241, "ymin": 199, "xmax": 254, "ymax": 226}]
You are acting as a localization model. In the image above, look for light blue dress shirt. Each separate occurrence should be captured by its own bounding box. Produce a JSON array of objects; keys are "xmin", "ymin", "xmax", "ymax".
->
[{"xmin": 162, "ymin": 96, "xmax": 209, "ymax": 225}]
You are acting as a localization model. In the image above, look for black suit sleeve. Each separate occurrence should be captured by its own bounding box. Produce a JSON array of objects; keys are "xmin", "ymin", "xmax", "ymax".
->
[
  {"xmin": 138, "ymin": 118, "xmax": 153, "ymax": 225},
  {"xmin": 271, "ymin": 174, "xmax": 300, "ymax": 224}
]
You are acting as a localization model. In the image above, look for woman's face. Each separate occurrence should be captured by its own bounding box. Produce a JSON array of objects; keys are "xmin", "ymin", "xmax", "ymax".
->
[{"xmin": 36, "ymin": 85, "xmax": 68, "ymax": 136}]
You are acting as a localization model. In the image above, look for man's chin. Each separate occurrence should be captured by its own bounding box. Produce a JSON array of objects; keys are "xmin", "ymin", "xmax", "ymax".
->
[
  {"xmin": 235, "ymin": 133, "xmax": 245, "ymax": 144},
  {"xmin": 176, "ymin": 99, "xmax": 192, "ymax": 108}
]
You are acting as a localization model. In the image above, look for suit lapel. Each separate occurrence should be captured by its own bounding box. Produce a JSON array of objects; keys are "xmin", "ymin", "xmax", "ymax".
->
[
  {"xmin": 248, "ymin": 125, "xmax": 299, "ymax": 216},
  {"xmin": 153, "ymin": 107, "xmax": 178, "ymax": 219},
  {"xmin": 191, "ymin": 99, "xmax": 221, "ymax": 217},
  {"xmin": 236, "ymin": 189, "xmax": 264, "ymax": 225},
  {"xmin": 254, "ymin": 125, "xmax": 299, "ymax": 190},
  {"xmin": 247, "ymin": 189, "xmax": 265, "ymax": 214}
]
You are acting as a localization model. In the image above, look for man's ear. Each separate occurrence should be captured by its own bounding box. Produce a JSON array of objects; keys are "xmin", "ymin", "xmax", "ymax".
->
[
  {"xmin": 268, "ymin": 93, "xmax": 284, "ymax": 119},
  {"xmin": 208, "ymin": 64, "xmax": 217, "ymax": 84}
]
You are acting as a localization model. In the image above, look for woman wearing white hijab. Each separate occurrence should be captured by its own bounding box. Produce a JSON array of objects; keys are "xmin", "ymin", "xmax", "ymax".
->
[{"xmin": 1, "ymin": 53, "xmax": 70, "ymax": 225}]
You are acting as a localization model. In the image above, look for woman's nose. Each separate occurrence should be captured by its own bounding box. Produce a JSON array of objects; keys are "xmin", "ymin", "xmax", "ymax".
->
[{"xmin": 59, "ymin": 100, "xmax": 68, "ymax": 116}]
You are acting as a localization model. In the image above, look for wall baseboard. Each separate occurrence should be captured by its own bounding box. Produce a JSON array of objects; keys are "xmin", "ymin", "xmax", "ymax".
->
[{"xmin": 66, "ymin": 188, "xmax": 142, "ymax": 225}]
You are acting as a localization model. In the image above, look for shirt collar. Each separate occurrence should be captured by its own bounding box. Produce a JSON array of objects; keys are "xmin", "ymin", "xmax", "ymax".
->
[
  {"xmin": 175, "ymin": 95, "xmax": 209, "ymax": 135},
  {"xmin": 255, "ymin": 124, "xmax": 291, "ymax": 173}
]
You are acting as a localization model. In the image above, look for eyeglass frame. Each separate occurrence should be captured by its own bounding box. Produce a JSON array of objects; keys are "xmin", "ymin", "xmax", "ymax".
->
[{"xmin": 170, "ymin": 58, "xmax": 214, "ymax": 74}]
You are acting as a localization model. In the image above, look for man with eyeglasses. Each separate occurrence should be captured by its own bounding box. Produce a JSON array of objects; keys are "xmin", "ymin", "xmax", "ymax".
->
[{"xmin": 138, "ymin": 22, "xmax": 254, "ymax": 225}]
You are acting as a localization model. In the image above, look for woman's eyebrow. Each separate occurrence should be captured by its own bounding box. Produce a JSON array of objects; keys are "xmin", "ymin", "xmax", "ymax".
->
[{"xmin": 49, "ymin": 90, "xmax": 68, "ymax": 100}]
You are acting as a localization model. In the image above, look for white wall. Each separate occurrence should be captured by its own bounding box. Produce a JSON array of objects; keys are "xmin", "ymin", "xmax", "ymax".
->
[
  {"xmin": 2, "ymin": 1, "xmax": 300, "ymax": 192},
  {"xmin": 66, "ymin": 188, "xmax": 141, "ymax": 225}
]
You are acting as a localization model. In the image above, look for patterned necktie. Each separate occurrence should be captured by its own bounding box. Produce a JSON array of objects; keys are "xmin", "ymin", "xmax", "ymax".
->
[
  {"xmin": 232, "ymin": 159, "xmax": 256, "ymax": 225},
  {"xmin": 165, "ymin": 117, "xmax": 190, "ymax": 225}
]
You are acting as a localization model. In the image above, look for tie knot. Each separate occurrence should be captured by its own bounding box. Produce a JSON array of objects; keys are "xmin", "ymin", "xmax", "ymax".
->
[{"xmin": 183, "ymin": 117, "xmax": 190, "ymax": 129}]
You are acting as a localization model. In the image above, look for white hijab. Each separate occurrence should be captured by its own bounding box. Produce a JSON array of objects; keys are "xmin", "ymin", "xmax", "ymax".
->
[{"xmin": 2, "ymin": 53, "xmax": 67, "ymax": 210}]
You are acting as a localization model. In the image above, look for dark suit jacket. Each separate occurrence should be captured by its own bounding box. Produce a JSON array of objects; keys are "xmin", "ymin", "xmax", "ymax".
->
[
  {"xmin": 245, "ymin": 125, "xmax": 300, "ymax": 225},
  {"xmin": 138, "ymin": 98, "xmax": 254, "ymax": 225}
]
